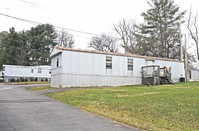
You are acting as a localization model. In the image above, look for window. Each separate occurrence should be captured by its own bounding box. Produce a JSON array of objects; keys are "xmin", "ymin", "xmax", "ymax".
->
[
  {"xmin": 2, "ymin": 66, "xmax": 5, "ymax": 71},
  {"xmin": 31, "ymin": 69, "xmax": 34, "ymax": 73},
  {"xmin": 38, "ymin": 68, "xmax": 42, "ymax": 74},
  {"xmin": 106, "ymin": 56, "xmax": 112, "ymax": 69},
  {"xmin": 189, "ymin": 70, "xmax": 191, "ymax": 79},
  {"xmin": 56, "ymin": 58, "xmax": 59, "ymax": 67},
  {"xmin": 49, "ymin": 71, "xmax": 51, "ymax": 74},
  {"xmin": 128, "ymin": 59, "xmax": 133, "ymax": 71}
]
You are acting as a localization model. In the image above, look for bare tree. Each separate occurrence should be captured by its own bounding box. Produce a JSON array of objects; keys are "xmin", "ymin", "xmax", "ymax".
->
[
  {"xmin": 88, "ymin": 34, "xmax": 119, "ymax": 53},
  {"xmin": 113, "ymin": 19, "xmax": 151, "ymax": 55},
  {"xmin": 187, "ymin": 8, "xmax": 199, "ymax": 60},
  {"xmin": 113, "ymin": 19, "xmax": 138, "ymax": 53},
  {"xmin": 57, "ymin": 30, "xmax": 74, "ymax": 48}
]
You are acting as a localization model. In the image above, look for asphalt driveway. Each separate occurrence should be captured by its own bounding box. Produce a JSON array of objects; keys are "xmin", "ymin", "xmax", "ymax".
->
[{"xmin": 0, "ymin": 83, "xmax": 138, "ymax": 131}]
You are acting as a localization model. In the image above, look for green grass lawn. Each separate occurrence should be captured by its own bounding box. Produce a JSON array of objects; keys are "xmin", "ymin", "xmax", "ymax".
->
[
  {"xmin": 47, "ymin": 82, "xmax": 199, "ymax": 131},
  {"xmin": 28, "ymin": 85, "xmax": 54, "ymax": 91}
]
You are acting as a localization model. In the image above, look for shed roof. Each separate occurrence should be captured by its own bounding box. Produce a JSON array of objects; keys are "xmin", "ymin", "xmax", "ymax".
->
[{"xmin": 54, "ymin": 46, "xmax": 182, "ymax": 62}]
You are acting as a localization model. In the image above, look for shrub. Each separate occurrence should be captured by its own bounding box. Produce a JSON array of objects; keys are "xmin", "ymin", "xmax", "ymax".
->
[
  {"xmin": 45, "ymin": 78, "xmax": 48, "ymax": 81},
  {"xmin": 24, "ymin": 78, "xmax": 28, "ymax": 82},
  {"xmin": 20, "ymin": 77, "xmax": 24, "ymax": 82},
  {"xmin": 16, "ymin": 78, "xmax": 20, "ymax": 82},
  {"xmin": 10, "ymin": 78, "xmax": 16, "ymax": 82},
  {"xmin": 29, "ymin": 77, "xmax": 34, "ymax": 81},
  {"xmin": 34, "ymin": 77, "xmax": 38, "ymax": 81}
]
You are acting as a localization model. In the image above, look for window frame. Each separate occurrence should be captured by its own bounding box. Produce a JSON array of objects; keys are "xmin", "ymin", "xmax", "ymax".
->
[
  {"xmin": 31, "ymin": 69, "xmax": 34, "ymax": 73},
  {"xmin": 106, "ymin": 56, "xmax": 112, "ymax": 69},
  {"xmin": 2, "ymin": 66, "xmax": 5, "ymax": 71},
  {"xmin": 127, "ymin": 59, "xmax": 133, "ymax": 71},
  {"xmin": 56, "ymin": 58, "xmax": 59, "ymax": 67},
  {"xmin": 38, "ymin": 68, "xmax": 42, "ymax": 74}
]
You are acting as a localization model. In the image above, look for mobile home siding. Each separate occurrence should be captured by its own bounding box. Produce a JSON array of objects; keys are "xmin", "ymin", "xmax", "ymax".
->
[{"xmin": 51, "ymin": 48, "xmax": 185, "ymax": 87}]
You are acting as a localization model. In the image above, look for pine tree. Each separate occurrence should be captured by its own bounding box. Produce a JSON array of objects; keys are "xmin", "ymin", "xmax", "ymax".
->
[
  {"xmin": 139, "ymin": 0, "xmax": 185, "ymax": 58},
  {"xmin": 27, "ymin": 24, "xmax": 57, "ymax": 65}
]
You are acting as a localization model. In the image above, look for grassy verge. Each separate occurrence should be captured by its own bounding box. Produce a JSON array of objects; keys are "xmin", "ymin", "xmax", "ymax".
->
[
  {"xmin": 28, "ymin": 85, "xmax": 54, "ymax": 91},
  {"xmin": 7, "ymin": 81, "xmax": 50, "ymax": 85},
  {"xmin": 47, "ymin": 82, "xmax": 199, "ymax": 131}
]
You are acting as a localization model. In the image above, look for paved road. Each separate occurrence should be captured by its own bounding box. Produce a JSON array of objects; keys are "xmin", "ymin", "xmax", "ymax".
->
[{"xmin": 0, "ymin": 83, "xmax": 138, "ymax": 131}]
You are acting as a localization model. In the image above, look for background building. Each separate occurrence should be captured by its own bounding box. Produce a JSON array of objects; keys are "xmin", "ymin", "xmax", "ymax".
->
[
  {"xmin": 2, "ymin": 65, "xmax": 51, "ymax": 82},
  {"xmin": 187, "ymin": 68, "xmax": 199, "ymax": 81}
]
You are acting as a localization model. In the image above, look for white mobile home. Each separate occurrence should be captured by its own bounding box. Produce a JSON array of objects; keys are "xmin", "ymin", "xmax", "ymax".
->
[
  {"xmin": 2, "ymin": 65, "xmax": 51, "ymax": 82},
  {"xmin": 50, "ymin": 46, "xmax": 185, "ymax": 87}
]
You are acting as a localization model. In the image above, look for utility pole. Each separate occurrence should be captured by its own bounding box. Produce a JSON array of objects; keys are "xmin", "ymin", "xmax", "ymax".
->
[
  {"xmin": 184, "ymin": 34, "xmax": 188, "ymax": 82},
  {"xmin": 179, "ymin": 18, "xmax": 183, "ymax": 62}
]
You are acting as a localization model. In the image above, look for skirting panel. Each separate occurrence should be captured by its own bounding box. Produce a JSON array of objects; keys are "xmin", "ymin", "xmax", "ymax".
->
[
  {"xmin": 51, "ymin": 74, "xmax": 182, "ymax": 87},
  {"xmin": 51, "ymin": 73, "xmax": 141, "ymax": 87}
]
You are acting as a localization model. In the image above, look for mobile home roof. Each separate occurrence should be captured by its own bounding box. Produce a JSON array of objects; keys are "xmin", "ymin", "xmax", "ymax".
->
[{"xmin": 54, "ymin": 46, "xmax": 182, "ymax": 62}]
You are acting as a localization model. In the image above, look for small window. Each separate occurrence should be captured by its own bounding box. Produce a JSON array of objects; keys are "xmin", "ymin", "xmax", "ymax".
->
[
  {"xmin": 2, "ymin": 66, "xmax": 5, "ymax": 71},
  {"xmin": 57, "ymin": 58, "xmax": 59, "ymax": 67},
  {"xmin": 31, "ymin": 69, "xmax": 34, "ymax": 73},
  {"xmin": 38, "ymin": 68, "xmax": 42, "ymax": 74},
  {"xmin": 106, "ymin": 56, "xmax": 112, "ymax": 69},
  {"xmin": 128, "ymin": 59, "xmax": 133, "ymax": 71},
  {"xmin": 49, "ymin": 71, "xmax": 51, "ymax": 74}
]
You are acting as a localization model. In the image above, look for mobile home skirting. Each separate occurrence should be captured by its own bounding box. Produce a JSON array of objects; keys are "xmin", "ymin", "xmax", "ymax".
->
[{"xmin": 51, "ymin": 73, "xmax": 180, "ymax": 87}]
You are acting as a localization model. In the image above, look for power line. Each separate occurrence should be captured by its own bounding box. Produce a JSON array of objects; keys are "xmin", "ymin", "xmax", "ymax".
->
[
  {"xmin": 0, "ymin": 12, "xmax": 121, "ymax": 39},
  {"xmin": 55, "ymin": 30, "xmax": 91, "ymax": 40},
  {"xmin": 20, "ymin": 0, "xmax": 46, "ymax": 8},
  {"xmin": 18, "ymin": 0, "xmax": 111, "ymax": 28},
  {"xmin": 0, "ymin": 12, "xmax": 100, "ymax": 36},
  {"xmin": 16, "ymin": 0, "xmax": 52, "ymax": 13},
  {"xmin": 0, "ymin": 12, "xmax": 91, "ymax": 40},
  {"xmin": 5, "ymin": 0, "xmax": 114, "ymax": 34}
]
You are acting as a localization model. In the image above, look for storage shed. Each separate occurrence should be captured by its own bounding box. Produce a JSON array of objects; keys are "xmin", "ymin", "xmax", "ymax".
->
[
  {"xmin": 50, "ymin": 46, "xmax": 185, "ymax": 87},
  {"xmin": 187, "ymin": 68, "xmax": 199, "ymax": 81}
]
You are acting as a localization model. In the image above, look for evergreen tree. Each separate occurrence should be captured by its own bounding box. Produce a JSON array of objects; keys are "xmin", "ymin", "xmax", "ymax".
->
[
  {"xmin": 0, "ymin": 31, "xmax": 8, "ymax": 69},
  {"xmin": 0, "ymin": 28, "xmax": 29, "ymax": 68},
  {"xmin": 0, "ymin": 28, "xmax": 21, "ymax": 65},
  {"xmin": 15, "ymin": 31, "xmax": 29, "ymax": 65},
  {"xmin": 27, "ymin": 24, "xmax": 57, "ymax": 65},
  {"xmin": 138, "ymin": 0, "xmax": 185, "ymax": 58}
]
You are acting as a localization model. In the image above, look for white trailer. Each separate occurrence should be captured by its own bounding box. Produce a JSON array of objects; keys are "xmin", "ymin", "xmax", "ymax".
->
[
  {"xmin": 50, "ymin": 46, "xmax": 185, "ymax": 87},
  {"xmin": 2, "ymin": 65, "xmax": 51, "ymax": 82}
]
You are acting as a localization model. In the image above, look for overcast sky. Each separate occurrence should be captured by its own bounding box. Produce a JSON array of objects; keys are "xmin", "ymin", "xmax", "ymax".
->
[{"xmin": 0, "ymin": 0, "xmax": 199, "ymax": 50}]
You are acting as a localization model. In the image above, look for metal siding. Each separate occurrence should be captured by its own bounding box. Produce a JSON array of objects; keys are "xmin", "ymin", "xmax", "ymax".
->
[
  {"xmin": 133, "ymin": 58, "xmax": 146, "ymax": 77},
  {"xmin": 191, "ymin": 70, "xmax": 199, "ymax": 81},
  {"xmin": 154, "ymin": 60, "xmax": 185, "ymax": 82},
  {"xmin": 51, "ymin": 50, "xmax": 185, "ymax": 87},
  {"xmin": 51, "ymin": 54, "xmax": 63, "ymax": 87},
  {"xmin": 61, "ymin": 74, "xmax": 141, "ymax": 87},
  {"xmin": 3, "ymin": 65, "xmax": 51, "ymax": 78},
  {"xmin": 63, "ymin": 51, "xmax": 145, "ymax": 77},
  {"xmin": 63, "ymin": 51, "xmax": 106, "ymax": 75}
]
